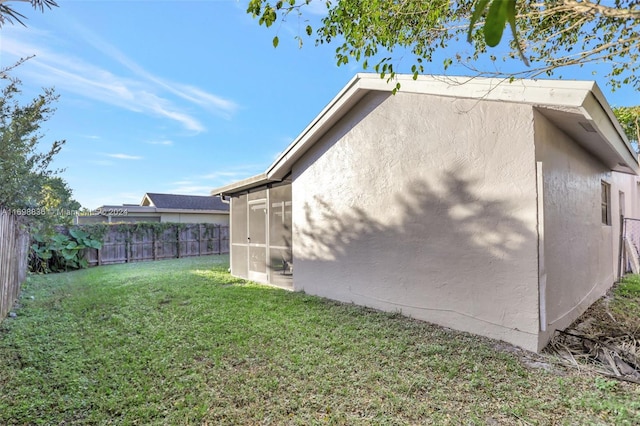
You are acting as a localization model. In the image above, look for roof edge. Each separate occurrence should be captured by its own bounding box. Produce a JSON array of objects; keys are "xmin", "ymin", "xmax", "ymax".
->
[
  {"xmin": 581, "ymin": 83, "xmax": 638, "ymax": 172},
  {"xmin": 264, "ymin": 74, "xmax": 613, "ymax": 181},
  {"xmin": 265, "ymin": 74, "xmax": 364, "ymax": 180},
  {"xmin": 210, "ymin": 173, "xmax": 275, "ymax": 196},
  {"xmin": 154, "ymin": 208, "xmax": 229, "ymax": 214},
  {"xmin": 213, "ymin": 74, "xmax": 638, "ymax": 193}
]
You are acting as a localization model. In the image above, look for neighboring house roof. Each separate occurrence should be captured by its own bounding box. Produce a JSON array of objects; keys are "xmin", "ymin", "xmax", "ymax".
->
[
  {"xmin": 141, "ymin": 193, "xmax": 229, "ymax": 212},
  {"xmin": 212, "ymin": 73, "xmax": 638, "ymax": 196}
]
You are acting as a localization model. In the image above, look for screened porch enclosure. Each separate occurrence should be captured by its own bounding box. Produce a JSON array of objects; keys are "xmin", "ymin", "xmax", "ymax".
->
[{"xmin": 230, "ymin": 183, "xmax": 293, "ymax": 289}]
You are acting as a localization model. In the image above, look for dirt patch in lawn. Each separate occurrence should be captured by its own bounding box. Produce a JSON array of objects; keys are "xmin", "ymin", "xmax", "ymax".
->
[
  {"xmin": 502, "ymin": 278, "xmax": 640, "ymax": 384},
  {"xmin": 546, "ymin": 297, "xmax": 640, "ymax": 384}
]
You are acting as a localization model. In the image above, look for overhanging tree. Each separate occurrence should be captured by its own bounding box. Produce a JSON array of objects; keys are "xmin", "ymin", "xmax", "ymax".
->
[
  {"xmin": 248, "ymin": 0, "xmax": 640, "ymax": 91},
  {"xmin": 613, "ymin": 106, "xmax": 640, "ymax": 148},
  {"xmin": 0, "ymin": 66, "xmax": 65, "ymax": 212},
  {"xmin": 40, "ymin": 176, "xmax": 82, "ymax": 225},
  {"xmin": 0, "ymin": 0, "xmax": 58, "ymax": 27}
]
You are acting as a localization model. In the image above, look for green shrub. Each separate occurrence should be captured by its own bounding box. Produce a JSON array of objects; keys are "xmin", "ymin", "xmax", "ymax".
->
[{"xmin": 29, "ymin": 227, "xmax": 102, "ymax": 273}]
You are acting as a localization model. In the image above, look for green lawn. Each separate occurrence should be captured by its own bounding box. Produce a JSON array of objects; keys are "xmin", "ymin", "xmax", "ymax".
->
[{"xmin": 1, "ymin": 256, "xmax": 639, "ymax": 425}]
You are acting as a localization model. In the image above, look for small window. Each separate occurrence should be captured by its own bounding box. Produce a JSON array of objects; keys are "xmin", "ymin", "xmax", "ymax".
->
[{"xmin": 601, "ymin": 181, "xmax": 611, "ymax": 226}]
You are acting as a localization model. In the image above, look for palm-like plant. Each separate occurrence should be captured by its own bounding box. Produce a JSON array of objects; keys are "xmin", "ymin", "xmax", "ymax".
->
[{"xmin": 0, "ymin": 0, "xmax": 58, "ymax": 28}]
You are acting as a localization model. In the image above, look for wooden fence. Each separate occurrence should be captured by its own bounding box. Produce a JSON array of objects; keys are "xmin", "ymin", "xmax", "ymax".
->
[
  {"xmin": 0, "ymin": 210, "xmax": 29, "ymax": 322},
  {"xmin": 83, "ymin": 223, "xmax": 229, "ymax": 266}
]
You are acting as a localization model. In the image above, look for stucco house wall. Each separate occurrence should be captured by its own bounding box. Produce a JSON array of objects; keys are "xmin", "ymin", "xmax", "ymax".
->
[
  {"xmin": 533, "ymin": 110, "xmax": 615, "ymax": 347},
  {"xmin": 160, "ymin": 212, "xmax": 229, "ymax": 225},
  {"xmin": 213, "ymin": 74, "xmax": 638, "ymax": 352},
  {"xmin": 291, "ymin": 91, "xmax": 542, "ymax": 351},
  {"xmin": 610, "ymin": 171, "xmax": 640, "ymax": 275}
]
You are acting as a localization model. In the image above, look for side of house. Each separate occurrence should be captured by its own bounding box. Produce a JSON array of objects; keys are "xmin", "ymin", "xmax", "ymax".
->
[
  {"xmin": 213, "ymin": 74, "xmax": 639, "ymax": 352},
  {"xmin": 290, "ymin": 90, "xmax": 542, "ymax": 350},
  {"xmin": 533, "ymin": 108, "xmax": 640, "ymax": 346}
]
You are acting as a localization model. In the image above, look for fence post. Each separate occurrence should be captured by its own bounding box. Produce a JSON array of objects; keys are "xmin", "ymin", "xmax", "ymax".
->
[
  {"xmin": 0, "ymin": 211, "xmax": 29, "ymax": 323},
  {"xmin": 216, "ymin": 225, "xmax": 220, "ymax": 255},
  {"xmin": 126, "ymin": 228, "xmax": 130, "ymax": 263},
  {"xmin": 176, "ymin": 225, "xmax": 180, "ymax": 259},
  {"xmin": 618, "ymin": 216, "xmax": 625, "ymax": 281}
]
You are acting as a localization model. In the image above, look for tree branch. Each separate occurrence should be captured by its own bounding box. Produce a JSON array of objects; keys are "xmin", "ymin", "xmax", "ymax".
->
[{"xmin": 561, "ymin": 0, "xmax": 640, "ymax": 20}]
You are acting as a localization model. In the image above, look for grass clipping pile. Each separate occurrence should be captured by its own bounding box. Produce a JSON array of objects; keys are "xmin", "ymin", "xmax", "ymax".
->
[{"xmin": 545, "ymin": 275, "xmax": 640, "ymax": 384}]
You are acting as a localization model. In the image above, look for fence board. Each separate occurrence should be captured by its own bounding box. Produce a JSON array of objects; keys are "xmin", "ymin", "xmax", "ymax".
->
[
  {"xmin": 0, "ymin": 210, "xmax": 29, "ymax": 322},
  {"xmin": 79, "ymin": 224, "xmax": 228, "ymax": 267}
]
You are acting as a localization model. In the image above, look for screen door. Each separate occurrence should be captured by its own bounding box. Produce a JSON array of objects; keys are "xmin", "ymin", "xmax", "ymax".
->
[{"xmin": 248, "ymin": 199, "xmax": 268, "ymax": 282}]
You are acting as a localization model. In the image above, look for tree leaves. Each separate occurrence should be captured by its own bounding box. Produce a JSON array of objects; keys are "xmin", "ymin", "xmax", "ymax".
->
[
  {"xmin": 470, "ymin": 0, "xmax": 529, "ymax": 65},
  {"xmin": 613, "ymin": 106, "xmax": 640, "ymax": 146},
  {"xmin": 468, "ymin": 0, "xmax": 490, "ymax": 43},
  {"xmin": 0, "ymin": 0, "xmax": 59, "ymax": 28},
  {"xmin": 29, "ymin": 227, "xmax": 102, "ymax": 273},
  {"xmin": 247, "ymin": 0, "xmax": 640, "ymax": 91},
  {"xmin": 0, "ymin": 72, "xmax": 66, "ymax": 211},
  {"xmin": 484, "ymin": 0, "xmax": 510, "ymax": 47}
]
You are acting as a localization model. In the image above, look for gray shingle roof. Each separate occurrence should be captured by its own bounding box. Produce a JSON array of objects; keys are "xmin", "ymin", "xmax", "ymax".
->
[{"xmin": 143, "ymin": 193, "xmax": 229, "ymax": 211}]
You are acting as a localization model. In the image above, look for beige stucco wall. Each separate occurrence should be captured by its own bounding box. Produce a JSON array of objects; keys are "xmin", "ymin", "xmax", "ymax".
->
[
  {"xmin": 533, "ymin": 110, "xmax": 631, "ymax": 349},
  {"xmin": 291, "ymin": 91, "xmax": 542, "ymax": 351},
  {"xmin": 160, "ymin": 213, "xmax": 229, "ymax": 225},
  {"xmin": 611, "ymin": 171, "xmax": 640, "ymax": 276},
  {"xmin": 76, "ymin": 212, "xmax": 161, "ymax": 224}
]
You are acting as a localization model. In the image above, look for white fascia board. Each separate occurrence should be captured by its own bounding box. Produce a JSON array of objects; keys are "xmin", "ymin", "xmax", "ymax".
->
[
  {"xmin": 360, "ymin": 74, "xmax": 597, "ymax": 108},
  {"xmin": 365, "ymin": 75, "xmax": 636, "ymax": 171},
  {"xmin": 262, "ymin": 73, "xmax": 637, "ymax": 180},
  {"xmin": 210, "ymin": 173, "xmax": 273, "ymax": 196},
  {"xmin": 266, "ymin": 74, "xmax": 366, "ymax": 180},
  {"xmin": 266, "ymin": 74, "xmax": 599, "ymax": 180},
  {"xmin": 579, "ymin": 92, "xmax": 638, "ymax": 173},
  {"xmin": 140, "ymin": 193, "xmax": 154, "ymax": 207}
]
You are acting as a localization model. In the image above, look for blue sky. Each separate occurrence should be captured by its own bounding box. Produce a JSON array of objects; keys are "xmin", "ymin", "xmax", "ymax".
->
[{"xmin": 1, "ymin": 0, "xmax": 637, "ymax": 209}]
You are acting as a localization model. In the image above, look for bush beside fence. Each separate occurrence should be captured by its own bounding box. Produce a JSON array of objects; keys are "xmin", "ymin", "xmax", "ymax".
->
[
  {"xmin": 0, "ymin": 210, "xmax": 29, "ymax": 322},
  {"xmin": 81, "ymin": 223, "xmax": 229, "ymax": 266}
]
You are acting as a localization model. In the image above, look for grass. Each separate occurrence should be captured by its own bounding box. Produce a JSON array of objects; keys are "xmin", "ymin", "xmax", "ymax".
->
[
  {"xmin": 0, "ymin": 255, "xmax": 638, "ymax": 425},
  {"xmin": 611, "ymin": 274, "xmax": 640, "ymax": 322}
]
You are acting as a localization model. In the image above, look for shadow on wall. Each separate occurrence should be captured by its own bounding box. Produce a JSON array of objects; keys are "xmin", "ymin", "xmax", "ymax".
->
[{"xmin": 295, "ymin": 170, "xmax": 539, "ymax": 339}]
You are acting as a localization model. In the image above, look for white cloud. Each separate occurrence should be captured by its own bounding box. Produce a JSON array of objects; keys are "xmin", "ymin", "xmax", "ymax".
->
[
  {"xmin": 146, "ymin": 139, "xmax": 173, "ymax": 146},
  {"xmin": 200, "ymin": 171, "xmax": 249, "ymax": 180},
  {"xmin": 67, "ymin": 19, "xmax": 239, "ymax": 118},
  {"xmin": 173, "ymin": 84, "xmax": 238, "ymax": 117},
  {"xmin": 0, "ymin": 27, "xmax": 238, "ymax": 132},
  {"xmin": 163, "ymin": 165, "xmax": 265, "ymax": 197},
  {"xmin": 105, "ymin": 153, "xmax": 143, "ymax": 160},
  {"xmin": 200, "ymin": 164, "xmax": 264, "ymax": 181}
]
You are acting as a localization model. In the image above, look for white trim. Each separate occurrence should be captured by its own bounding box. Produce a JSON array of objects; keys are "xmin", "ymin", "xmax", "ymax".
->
[
  {"xmin": 211, "ymin": 73, "xmax": 638, "ymax": 201},
  {"xmin": 536, "ymin": 161, "xmax": 547, "ymax": 331},
  {"xmin": 263, "ymin": 74, "xmax": 638, "ymax": 182}
]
